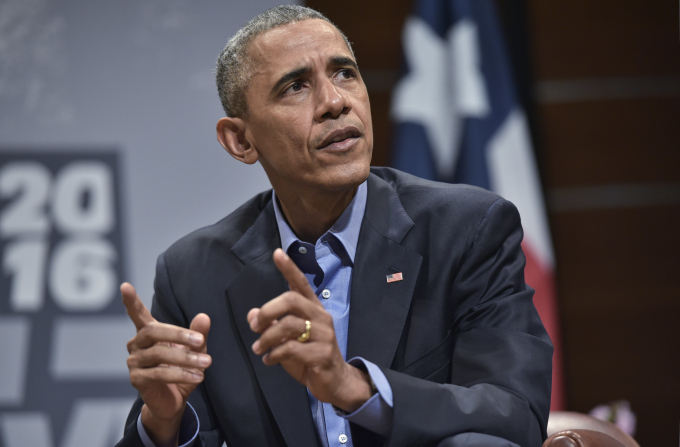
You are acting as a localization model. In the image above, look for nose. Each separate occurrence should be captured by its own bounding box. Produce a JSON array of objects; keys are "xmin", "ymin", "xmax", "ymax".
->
[{"xmin": 314, "ymin": 77, "xmax": 351, "ymax": 122}]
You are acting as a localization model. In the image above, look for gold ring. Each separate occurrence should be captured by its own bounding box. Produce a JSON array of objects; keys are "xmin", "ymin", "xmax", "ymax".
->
[{"xmin": 297, "ymin": 320, "xmax": 311, "ymax": 343}]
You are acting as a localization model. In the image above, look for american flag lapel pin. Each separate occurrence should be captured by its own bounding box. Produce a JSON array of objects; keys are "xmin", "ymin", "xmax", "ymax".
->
[{"xmin": 386, "ymin": 272, "xmax": 403, "ymax": 283}]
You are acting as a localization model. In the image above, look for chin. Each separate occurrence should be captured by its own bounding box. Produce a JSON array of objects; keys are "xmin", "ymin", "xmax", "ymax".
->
[{"xmin": 319, "ymin": 162, "xmax": 371, "ymax": 192}]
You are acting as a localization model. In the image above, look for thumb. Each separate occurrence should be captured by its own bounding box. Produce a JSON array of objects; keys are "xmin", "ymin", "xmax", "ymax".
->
[{"xmin": 189, "ymin": 313, "xmax": 211, "ymax": 351}]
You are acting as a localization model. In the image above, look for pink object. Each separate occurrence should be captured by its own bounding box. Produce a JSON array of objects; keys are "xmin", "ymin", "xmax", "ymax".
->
[
  {"xmin": 589, "ymin": 400, "xmax": 636, "ymax": 437},
  {"xmin": 386, "ymin": 272, "xmax": 403, "ymax": 283}
]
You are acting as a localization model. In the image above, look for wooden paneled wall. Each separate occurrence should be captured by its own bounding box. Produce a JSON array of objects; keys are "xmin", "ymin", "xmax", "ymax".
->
[
  {"xmin": 305, "ymin": 1, "xmax": 680, "ymax": 445},
  {"xmin": 529, "ymin": 2, "xmax": 680, "ymax": 446}
]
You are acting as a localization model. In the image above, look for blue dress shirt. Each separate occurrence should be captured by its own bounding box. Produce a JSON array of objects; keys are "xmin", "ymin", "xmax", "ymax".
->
[{"xmin": 138, "ymin": 181, "xmax": 393, "ymax": 447}]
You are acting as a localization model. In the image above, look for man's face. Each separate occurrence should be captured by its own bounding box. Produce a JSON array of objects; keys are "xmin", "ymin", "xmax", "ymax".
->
[{"xmin": 242, "ymin": 19, "xmax": 373, "ymax": 195}]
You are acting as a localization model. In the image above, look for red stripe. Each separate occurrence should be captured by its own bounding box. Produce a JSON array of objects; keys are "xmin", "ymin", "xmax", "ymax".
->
[{"xmin": 522, "ymin": 241, "xmax": 565, "ymax": 411}]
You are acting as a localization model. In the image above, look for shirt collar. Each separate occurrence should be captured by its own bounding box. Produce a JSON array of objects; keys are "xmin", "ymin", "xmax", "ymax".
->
[{"xmin": 273, "ymin": 180, "xmax": 367, "ymax": 263}]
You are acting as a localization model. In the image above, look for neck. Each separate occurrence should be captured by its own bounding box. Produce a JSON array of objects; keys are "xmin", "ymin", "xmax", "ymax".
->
[{"xmin": 276, "ymin": 186, "xmax": 358, "ymax": 243}]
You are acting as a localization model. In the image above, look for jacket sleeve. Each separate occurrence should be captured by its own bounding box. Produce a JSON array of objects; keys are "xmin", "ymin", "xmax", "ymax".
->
[
  {"xmin": 383, "ymin": 198, "xmax": 553, "ymax": 447},
  {"xmin": 115, "ymin": 252, "xmax": 225, "ymax": 447}
]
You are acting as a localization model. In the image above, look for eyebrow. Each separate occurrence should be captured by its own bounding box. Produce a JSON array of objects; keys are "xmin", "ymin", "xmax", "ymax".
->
[
  {"xmin": 329, "ymin": 56, "xmax": 358, "ymax": 71},
  {"xmin": 271, "ymin": 66, "xmax": 310, "ymax": 96},
  {"xmin": 270, "ymin": 56, "xmax": 359, "ymax": 96}
]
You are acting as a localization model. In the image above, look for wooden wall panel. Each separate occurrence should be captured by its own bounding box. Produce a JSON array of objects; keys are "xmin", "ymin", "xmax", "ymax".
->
[
  {"xmin": 540, "ymin": 98, "xmax": 680, "ymax": 188},
  {"xmin": 552, "ymin": 206, "xmax": 680, "ymax": 444},
  {"xmin": 306, "ymin": 1, "xmax": 411, "ymax": 70},
  {"xmin": 366, "ymin": 90, "xmax": 394, "ymax": 168},
  {"xmin": 553, "ymin": 207, "xmax": 680, "ymax": 314},
  {"xmin": 528, "ymin": 0, "xmax": 680, "ymax": 78},
  {"xmin": 532, "ymin": 2, "xmax": 680, "ymax": 445}
]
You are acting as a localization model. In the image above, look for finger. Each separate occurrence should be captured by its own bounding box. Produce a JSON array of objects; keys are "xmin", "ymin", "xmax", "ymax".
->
[
  {"xmin": 130, "ymin": 365, "xmax": 204, "ymax": 388},
  {"xmin": 247, "ymin": 308, "xmax": 264, "ymax": 334},
  {"xmin": 247, "ymin": 308, "xmax": 260, "ymax": 326},
  {"xmin": 190, "ymin": 313, "xmax": 211, "ymax": 354},
  {"xmin": 253, "ymin": 315, "xmax": 322, "ymax": 354},
  {"xmin": 273, "ymin": 248, "xmax": 316, "ymax": 300},
  {"xmin": 128, "ymin": 344, "xmax": 212, "ymax": 370},
  {"xmin": 130, "ymin": 321, "xmax": 206, "ymax": 351},
  {"xmin": 263, "ymin": 338, "xmax": 332, "ymax": 366},
  {"xmin": 251, "ymin": 291, "xmax": 318, "ymax": 332},
  {"xmin": 121, "ymin": 282, "xmax": 155, "ymax": 331}
]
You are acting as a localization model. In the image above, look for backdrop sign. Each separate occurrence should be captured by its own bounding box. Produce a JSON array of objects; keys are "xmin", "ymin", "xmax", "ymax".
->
[{"xmin": 0, "ymin": 151, "xmax": 135, "ymax": 447}]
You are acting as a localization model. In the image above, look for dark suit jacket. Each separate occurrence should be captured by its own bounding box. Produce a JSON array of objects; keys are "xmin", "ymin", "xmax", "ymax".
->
[{"xmin": 116, "ymin": 167, "xmax": 552, "ymax": 447}]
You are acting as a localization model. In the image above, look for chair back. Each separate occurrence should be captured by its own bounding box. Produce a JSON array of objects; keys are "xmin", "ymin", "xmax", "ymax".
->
[{"xmin": 543, "ymin": 411, "xmax": 639, "ymax": 447}]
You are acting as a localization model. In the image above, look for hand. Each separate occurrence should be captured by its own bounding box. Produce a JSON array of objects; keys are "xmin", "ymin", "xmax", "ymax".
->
[
  {"xmin": 122, "ymin": 282, "xmax": 212, "ymax": 445},
  {"xmin": 248, "ymin": 249, "xmax": 372, "ymax": 412}
]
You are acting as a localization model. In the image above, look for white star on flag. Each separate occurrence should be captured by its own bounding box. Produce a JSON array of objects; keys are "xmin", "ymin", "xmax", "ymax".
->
[{"xmin": 391, "ymin": 17, "xmax": 491, "ymax": 178}]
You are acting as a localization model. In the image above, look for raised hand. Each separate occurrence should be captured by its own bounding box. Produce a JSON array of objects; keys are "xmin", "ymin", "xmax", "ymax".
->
[
  {"xmin": 247, "ymin": 249, "xmax": 372, "ymax": 412},
  {"xmin": 122, "ymin": 282, "xmax": 211, "ymax": 445}
]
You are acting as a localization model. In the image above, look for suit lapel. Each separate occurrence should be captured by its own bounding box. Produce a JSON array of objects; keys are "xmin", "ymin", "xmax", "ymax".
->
[
  {"xmin": 224, "ymin": 173, "xmax": 421, "ymax": 444},
  {"xmin": 347, "ymin": 173, "xmax": 423, "ymax": 367},
  {"xmin": 226, "ymin": 202, "xmax": 320, "ymax": 447}
]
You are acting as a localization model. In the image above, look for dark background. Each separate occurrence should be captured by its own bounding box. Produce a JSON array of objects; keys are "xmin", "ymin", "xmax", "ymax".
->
[{"xmin": 305, "ymin": 0, "xmax": 680, "ymax": 445}]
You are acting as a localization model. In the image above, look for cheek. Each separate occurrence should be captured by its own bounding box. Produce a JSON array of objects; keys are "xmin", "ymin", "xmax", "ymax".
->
[
  {"xmin": 288, "ymin": 110, "xmax": 305, "ymax": 124},
  {"xmin": 256, "ymin": 116, "xmax": 311, "ymax": 165},
  {"xmin": 354, "ymin": 92, "xmax": 372, "ymax": 126},
  {"xmin": 275, "ymin": 112, "xmax": 310, "ymax": 146},
  {"xmin": 280, "ymin": 119, "xmax": 306, "ymax": 145},
  {"xmin": 359, "ymin": 107, "xmax": 373, "ymax": 143}
]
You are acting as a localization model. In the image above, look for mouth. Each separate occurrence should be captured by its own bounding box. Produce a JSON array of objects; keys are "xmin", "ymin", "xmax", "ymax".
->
[{"xmin": 317, "ymin": 126, "xmax": 362, "ymax": 151}]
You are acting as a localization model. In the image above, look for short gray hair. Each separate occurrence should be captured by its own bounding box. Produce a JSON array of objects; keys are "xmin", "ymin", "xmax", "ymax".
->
[{"xmin": 215, "ymin": 5, "xmax": 354, "ymax": 118}]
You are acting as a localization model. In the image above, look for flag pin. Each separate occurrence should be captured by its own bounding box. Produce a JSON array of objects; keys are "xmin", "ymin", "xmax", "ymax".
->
[{"xmin": 386, "ymin": 272, "xmax": 403, "ymax": 283}]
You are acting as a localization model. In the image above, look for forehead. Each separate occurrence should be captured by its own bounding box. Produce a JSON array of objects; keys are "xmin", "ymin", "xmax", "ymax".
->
[{"xmin": 247, "ymin": 19, "xmax": 352, "ymax": 80}]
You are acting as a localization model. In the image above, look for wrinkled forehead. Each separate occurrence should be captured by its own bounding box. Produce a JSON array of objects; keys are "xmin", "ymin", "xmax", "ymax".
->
[{"xmin": 246, "ymin": 19, "xmax": 353, "ymax": 81}]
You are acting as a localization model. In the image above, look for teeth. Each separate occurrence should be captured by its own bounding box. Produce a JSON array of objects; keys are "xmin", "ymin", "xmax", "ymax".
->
[
  {"xmin": 332, "ymin": 134, "xmax": 355, "ymax": 144},
  {"xmin": 322, "ymin": 131, "xmax": 358, "ymax": 147}
]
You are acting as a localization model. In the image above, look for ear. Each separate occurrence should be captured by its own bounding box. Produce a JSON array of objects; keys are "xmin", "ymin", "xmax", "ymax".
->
[{"xmin": 216, "ymin": 117, "xmax": 258, "ymax": 165}]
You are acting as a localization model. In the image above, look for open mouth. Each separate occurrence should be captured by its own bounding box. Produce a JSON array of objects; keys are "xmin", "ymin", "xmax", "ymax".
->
[{"xmin": 318, "ymin": 127, "xmax": 362, "ymax": 150}]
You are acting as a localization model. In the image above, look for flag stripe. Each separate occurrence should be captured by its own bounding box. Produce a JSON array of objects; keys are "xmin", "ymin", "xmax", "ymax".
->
[{"xmin": 391, "ymin": 0, "xmax": 565, "ymax": 410}]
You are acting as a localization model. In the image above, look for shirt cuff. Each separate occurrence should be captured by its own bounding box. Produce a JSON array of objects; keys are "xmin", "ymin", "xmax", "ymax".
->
[
  {"xmin": 137, "ymin": 402, "xmax": 199, "ymax": 447},
  {"xmin": 334, "ymin": 357, "xmax": 393, "ymax": 437}
]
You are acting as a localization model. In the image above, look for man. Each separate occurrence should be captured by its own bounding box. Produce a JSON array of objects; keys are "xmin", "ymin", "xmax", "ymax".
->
[{"xmin": 116, "ymin": 5, "xmax": 552, "ymax": 447}]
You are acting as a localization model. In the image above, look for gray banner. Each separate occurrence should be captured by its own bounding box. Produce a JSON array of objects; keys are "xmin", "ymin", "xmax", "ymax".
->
[{"xmin": 0, "ymin": 1, "xmax": 293, "ymax": 445}]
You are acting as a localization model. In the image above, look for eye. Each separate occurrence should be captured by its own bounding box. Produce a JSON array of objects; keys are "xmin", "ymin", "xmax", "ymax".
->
[
  {"xmin": 337, "ymin": 68, "xmax": 356, "ymax": 80},
  {"xmin": 284, "ymin": 81, "xmax": 304, "ymax": 95}
]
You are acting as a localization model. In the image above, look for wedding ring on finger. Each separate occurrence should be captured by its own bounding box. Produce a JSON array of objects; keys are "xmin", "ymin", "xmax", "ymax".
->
[{"xmin": 297, "ymin": 320, "xmax": 311, "ymax": 343}]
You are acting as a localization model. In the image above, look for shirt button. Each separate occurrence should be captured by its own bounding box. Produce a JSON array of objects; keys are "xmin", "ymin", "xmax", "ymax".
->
[
  {"xmin": 339, "ymin": 434, "xmax": 348, "ymax": 444},
  {"xmin": 298, "ymin": 246, "xmax": 307, "ymax": 254},
  {"xmin": 321, "ymin": 289, "xmax": 331, "ymax": 299}
]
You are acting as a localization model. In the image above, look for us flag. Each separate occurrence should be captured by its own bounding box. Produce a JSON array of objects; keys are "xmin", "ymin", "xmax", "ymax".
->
[
  {"xmin": 390, "ymin": 0, "xmax": 565, "ymax": 410},
  {"xmin": 386, "ymin": 272, "xmax": 404, "ymax": 283}
]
